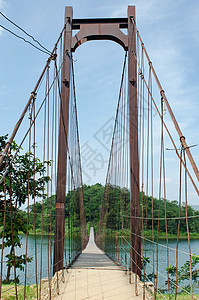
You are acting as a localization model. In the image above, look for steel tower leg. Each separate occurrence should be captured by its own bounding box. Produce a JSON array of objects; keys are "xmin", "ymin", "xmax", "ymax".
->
[
  {"xmin": 128, "ymin": 6, "xmax": 141, "ymax": 278},
  {"xmin": 53, "ymin": 7, "xmax": 73, "ymax": 275}
]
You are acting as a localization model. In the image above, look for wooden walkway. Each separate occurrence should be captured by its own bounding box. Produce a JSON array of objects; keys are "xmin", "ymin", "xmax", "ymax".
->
[{"xmin": 54, "ymin": 228, "xmax": 149, "ymax": 300}]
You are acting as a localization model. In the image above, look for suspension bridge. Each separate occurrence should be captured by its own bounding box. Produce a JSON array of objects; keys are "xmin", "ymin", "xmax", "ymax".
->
[{"xmin": 0, "ymin": 5, "xmax": 199, "ymax": 300}]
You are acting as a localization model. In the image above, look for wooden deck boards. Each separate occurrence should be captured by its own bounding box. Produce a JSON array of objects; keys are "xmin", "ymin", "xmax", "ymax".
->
[{"xmin": 54, "ymin": 228, "xmax": 149, "ymax": 300}]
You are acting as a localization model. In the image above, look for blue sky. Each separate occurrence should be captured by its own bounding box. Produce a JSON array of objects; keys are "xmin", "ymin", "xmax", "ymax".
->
[{"xmin": 0, "ymin": 0, "xmax": 199, "ymax": 203}]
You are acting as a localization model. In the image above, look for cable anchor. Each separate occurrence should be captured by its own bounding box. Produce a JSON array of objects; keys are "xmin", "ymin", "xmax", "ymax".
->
[
  {"xmin": 160, "ymin": 90, "xmax": 166, "ymax": 116},
  {"xmin": 29, "ymin": 92, "xmax": 36, "ymax": 120},
  {"xmin": 63, "ymin": 79, "xmax": 69, "ymax": 88},
  {"xmin": 50, "ymin": 53, "xmax": 57, "ymax": 61}
]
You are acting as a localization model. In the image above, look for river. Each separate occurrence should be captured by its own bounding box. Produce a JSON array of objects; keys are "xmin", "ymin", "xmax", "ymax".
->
[{"xmin": 1, "ymin": 235, "xmax": 199, "ymax": 292}]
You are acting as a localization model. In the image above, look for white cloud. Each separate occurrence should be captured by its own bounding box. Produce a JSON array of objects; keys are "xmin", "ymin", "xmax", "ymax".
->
[{"xmin": 0, "ymin": 0, "xmax": 5, "ymax": 9}]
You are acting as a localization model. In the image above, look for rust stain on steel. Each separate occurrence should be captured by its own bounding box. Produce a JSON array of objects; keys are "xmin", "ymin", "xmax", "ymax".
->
[{"xmin": 55, "ymin": 203, "xmax": 65, "ymax": 209}]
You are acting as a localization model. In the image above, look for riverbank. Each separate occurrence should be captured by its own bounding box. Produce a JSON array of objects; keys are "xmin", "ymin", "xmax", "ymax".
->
[
  {"xmin": 26, "ymin": 230, "xmax": 199, "ymax": 240},
  {"xmin": 145, "ymin": 232, "xmax": 199, "ymax": 240},
  {"xmin": 104, "ymin": 228, "xmax": 199, "ymax": 240},
  {"xmin": 1, "ymin": 283, "xmax": 198, "ymax": 300},
  {"xmin": 19, "ymin": 224, "xmax": 199, "ymax": 240},
  {"xmin": 1, "ymin": 284, "xmax": 37, "ymax": 299},
  {"xmin": 156, "ymin": 294, "xmax": 199, "ymax": 299}
]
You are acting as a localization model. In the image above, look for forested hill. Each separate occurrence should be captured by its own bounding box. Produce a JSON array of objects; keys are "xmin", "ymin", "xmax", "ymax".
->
[
  {"xmin": 28, "ymin": 183, "xmax": 199, "ymax": 238},
  {"xmin": 82, "ymin": 183, "xmax": 104, "ymax": 224}
]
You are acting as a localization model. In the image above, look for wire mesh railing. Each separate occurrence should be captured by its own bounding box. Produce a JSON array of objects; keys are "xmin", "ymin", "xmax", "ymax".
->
[
  {"xmin": 0, "ymin": 20, "xmax": 87, "ymax": 299},
  {"xmin": 96, "ymin": 19, "xmax": 199, "ymax": 300}
]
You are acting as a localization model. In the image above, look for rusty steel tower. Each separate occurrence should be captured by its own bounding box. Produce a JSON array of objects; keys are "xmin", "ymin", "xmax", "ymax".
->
[{"xmin": 53, "ymin": 6, "xmax": 141, "ymax": 277}]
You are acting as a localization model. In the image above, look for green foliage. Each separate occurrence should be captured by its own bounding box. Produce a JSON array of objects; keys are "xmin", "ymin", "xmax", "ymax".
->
[
  {"xmin": 141, "ymin": 196, "xmax": 199, "ymax": 236},
  {"xmin": 82, "ymin": 183, "xmax": 104, "ymax": 225},
  {"xmin": 105, "ymin": 185, "xmax": 129, "ymax": 230},
  {"xmin": 164, "ymin": 255, "xmax": 199, "ymax": 294},
  {"xmin": 100, "ymin": 185, "xmax": 199, "ymax": 237},
  {"xmin": 156, "ymin": 294, "xmax": 198, "ymax": 299},
  {"xmin": 1, "ymin": 284, "xmax": 38, "ymax": 299},
  {"xmin": 29, "ymin": 195, "xmax": 55, "ymax": 233},
  {"xmin": 28, "ymin": 183, "xmax": 199, "ymax": 238},
  {"xmin": 65, "ymin": 187, "xmax": 82, "ymax": 230},
  {"xmin": 0, "ymin": 135, "xmax": 51, "ymax": 283},
  {"xmin": 141, "ymin": 256, "xmax": 156, "ymax": 282},
  {"xmin": 29, "ymin": 187, "xmax": 83, "ymax": 237}
]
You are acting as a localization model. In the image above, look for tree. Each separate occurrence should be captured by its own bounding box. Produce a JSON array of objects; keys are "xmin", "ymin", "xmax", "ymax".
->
[
  {"xmin": 26, "ymin": 183, "xmax": 199, "ymax": 238},
  {"xmin": 0, "ymin": 135, "xmax": 50, "ymax": 283},
  {"xmin": 82, "ymin": 183, "xmax": 104, "ymax": 225},
  {"xmin": 164, "ymin": 255, "xmax": 199, "ymax": 294},
  {"xmin": 29, "ymin": 195, "xmax": 55, "ymax": 233}
]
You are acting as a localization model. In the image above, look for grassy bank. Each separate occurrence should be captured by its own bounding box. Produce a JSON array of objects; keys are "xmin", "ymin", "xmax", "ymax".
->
[
  {"xmin": 1, "ymin": 284, "xmax": 37, "ymax": 299},
  {"xmin": 156, "ymin": 294, "xmax": 199, "ymax": 299},
  {"xmin": 105, "ymin": 228, "xmax": 199, "ymax": 240},
  {"xmin": 27, "ymin": 222, "xmax": 81, "ymax": 236},
  {"xmin": 22, "ymin": 226, "xmax": 199, "ymax": 240},
  {"xmin": 145, "ymin": 230, "xmax": 199, "ymax": 240}
]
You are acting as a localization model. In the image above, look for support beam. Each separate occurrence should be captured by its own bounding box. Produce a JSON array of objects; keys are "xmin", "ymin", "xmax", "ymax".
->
[
  {"xmin": 128, "ymin": 6, "xmax": 141, "ymax": 278},
  {"xmin": 53, "ymin": 7, "xmax": 73, "ymax": 275},
  {"xmin": 72, "ymin": 18, "xmax": 128, "ymax": 29}
]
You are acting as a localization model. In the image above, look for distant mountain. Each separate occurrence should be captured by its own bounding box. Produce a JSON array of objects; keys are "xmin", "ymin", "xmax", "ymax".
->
[{"xmin": 191, "ymin": 205, "xmax": 199, "ymax": 211}]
